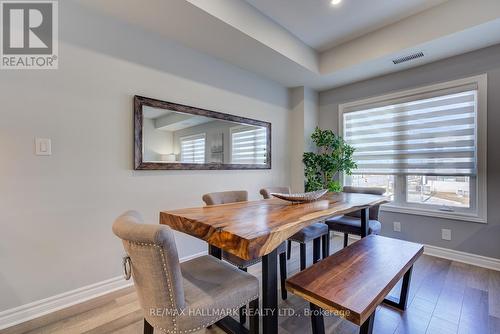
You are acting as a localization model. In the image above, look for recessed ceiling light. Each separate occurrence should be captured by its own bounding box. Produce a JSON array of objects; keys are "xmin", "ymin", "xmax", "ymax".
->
[{"xmin": 331, "ymin": 0, "xmax": 342, "ymax": 5}]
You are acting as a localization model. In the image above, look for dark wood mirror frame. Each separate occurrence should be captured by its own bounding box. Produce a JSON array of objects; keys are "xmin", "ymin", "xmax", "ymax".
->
[{"xmin": 134, "ymin": 95, "xmax": 272, "ymax": 170}]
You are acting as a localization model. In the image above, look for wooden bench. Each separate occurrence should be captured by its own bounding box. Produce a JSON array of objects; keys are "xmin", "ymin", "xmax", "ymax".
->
[{"xmin": 286, "ymin": 235, "xmax": 424, "ymax": 334}]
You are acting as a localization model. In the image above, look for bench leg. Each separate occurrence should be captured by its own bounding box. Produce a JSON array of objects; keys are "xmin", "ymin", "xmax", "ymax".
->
[
  {"xmin": 313, "ymin": 237, "xmax": 321, "ymax": 264},
  {"xmin": 343, "ymin": 233, "xmax": 349, "ymax": 247},
  {"xmin": 309, "ymin": 303, "xmax": 325, "ymax": 334},
  {"xmin": 321, "ymin": 234, "xmax": 329, "ymax": 259},
  {"xmin": 383, "ymin": 265, "xmax": 413, "ymax": 311},
  {"xmin": 359, "ymin": 312, "xmax": 375, "ymax": 334},
  {"xmin": 300, "ymin": 243, "xmax": 307, "ymax": 270}
]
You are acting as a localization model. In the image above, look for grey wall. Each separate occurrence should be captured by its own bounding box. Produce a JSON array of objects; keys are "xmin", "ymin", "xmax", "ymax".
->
[
  {"xmin": 319, "ymin": 44, "xmax": 500, "ymax": 259},
  {"xmin": 0, "ymin": 1, "xmax": 291, "ymax": 311}
]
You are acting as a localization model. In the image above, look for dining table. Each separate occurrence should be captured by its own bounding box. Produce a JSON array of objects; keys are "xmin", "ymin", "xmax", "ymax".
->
[{"xmin": 160, "ymin": 191, "xmax": 389, "ymax": 334}]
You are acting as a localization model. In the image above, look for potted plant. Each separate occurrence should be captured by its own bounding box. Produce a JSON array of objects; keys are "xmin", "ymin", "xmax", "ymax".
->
[{"xmin": 303, "ymin": 127, "xmax": 357, "ymax": 192}]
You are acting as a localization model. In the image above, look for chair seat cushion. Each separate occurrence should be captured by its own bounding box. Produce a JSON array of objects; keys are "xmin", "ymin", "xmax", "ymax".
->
[
  {"xmin": 288, "ymin": 222, "xmax": 328, "ymax": 243},
  {"xmin": 325, "ymin": 216, "xmax": 381, "ymax": 235},
  {"xmin": 222, "ymin": 242, "xmax": 286, "ymax": 269},
  {"xmin": 179, "ymin": 255, "xmax": 259, "ymax": 331}
]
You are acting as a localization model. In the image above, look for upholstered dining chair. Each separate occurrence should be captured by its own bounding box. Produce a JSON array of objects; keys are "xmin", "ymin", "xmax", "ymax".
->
[
  {"xmin": 113, "ymin": 211, "xmax": 259, "ymax": 334},
  {"xmin": 259, "ymin": 187, "xmax": 330, "ymax": 270},
  {"xmin": 202, "ymin": 190, "xmax": 289, "ymax": 305},
  {"xmin": 325, "ymin": 186, "xmax": 386, "ymax": 248}
]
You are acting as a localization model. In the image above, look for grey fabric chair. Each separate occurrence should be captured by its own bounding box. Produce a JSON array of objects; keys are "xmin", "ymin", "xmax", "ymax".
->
[
  {"xmin": 113, "ymin": 211, "xmax": 259, "ymax": 334},
  {"xmin": 325, "ymin": 186, "xmax": 386, "ymax": 247},
  {"xmin": 202, "ymin": 190, "xmax": 288, "ymax": 304},
  {"xmin": 260, "ymin": 187, "xmax": 330, "ymax": 270}
]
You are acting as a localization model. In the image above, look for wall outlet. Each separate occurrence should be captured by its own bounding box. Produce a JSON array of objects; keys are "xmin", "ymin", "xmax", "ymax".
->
[
  {"xmin": 441, "ymin": 229, "xmax": 452, "ymax": 241},
  {"xmin": 393, "ymin": 221, "xmax": 401, "ymax": 232}
]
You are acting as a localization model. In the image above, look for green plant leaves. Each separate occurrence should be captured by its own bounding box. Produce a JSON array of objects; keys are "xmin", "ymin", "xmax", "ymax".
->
[{"xmin": 303, "ymin": 127, "xmax": 357, "ymax": 192}]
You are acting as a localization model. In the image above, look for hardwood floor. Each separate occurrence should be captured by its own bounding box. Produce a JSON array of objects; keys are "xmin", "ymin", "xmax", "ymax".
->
[{"xmin": 5, "ymin": 236, "xmax": 500, "ymax": 334}]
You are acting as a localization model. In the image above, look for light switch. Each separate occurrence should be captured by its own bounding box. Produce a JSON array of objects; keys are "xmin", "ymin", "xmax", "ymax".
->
[{"xmin": 35, "ymin": 138, "xmax": 51, "ymax": 156}]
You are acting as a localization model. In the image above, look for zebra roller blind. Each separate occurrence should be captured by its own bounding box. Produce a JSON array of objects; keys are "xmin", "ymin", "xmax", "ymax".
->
[
  {"xmin": 180, "ymin": 133, "xmax": 205, "ymax": 163},
  {"xmin": 343, "ymin": 84, "xmax": 477, "ymax": 176},
  {"xmin": 231, "ymin": 126, "xmax": 267, "ymax": 164}
]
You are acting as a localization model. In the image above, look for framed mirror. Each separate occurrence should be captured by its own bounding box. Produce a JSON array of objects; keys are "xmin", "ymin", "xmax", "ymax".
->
[{"xmin": 134, "ymin": 96, "xmax": 271, "ymax": 170}]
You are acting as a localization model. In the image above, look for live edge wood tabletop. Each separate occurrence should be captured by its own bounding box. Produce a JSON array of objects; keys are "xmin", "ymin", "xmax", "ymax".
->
[{"xmin": 159, "ymin": 192, "xmax": 389, "ymax": 260}]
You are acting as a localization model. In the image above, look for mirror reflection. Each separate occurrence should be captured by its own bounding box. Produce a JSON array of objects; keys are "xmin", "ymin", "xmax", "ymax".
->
[{"xmin": 142, "ymin": 106, "xmax": 268, "ymax": 165}]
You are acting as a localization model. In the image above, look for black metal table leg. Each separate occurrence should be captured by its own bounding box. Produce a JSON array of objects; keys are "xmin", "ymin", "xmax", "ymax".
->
[
  {"xmin": 262, "ymin": 249, "xmax": 278, "ymax": 334},
  {"xmin": 313, "ymin": 237, "xmax": 321, "ymax": 264},
  {"xmin": 359, "ymin": 312, "xmax": 375, "ymax": 334},
  {"xmin": 360, "ymin": 208, "xmax": 369, "ymax": 238},
  {"xmin": 383, "ymin": 265, "xmax": 414, "ymax": 311},
  {"xmin": 309, "ymin": 303, "xmax": 325, "ymax": 334},
  {"xmin": 208, "ymin": 244, "xmax": 222, "ymax": 259}
]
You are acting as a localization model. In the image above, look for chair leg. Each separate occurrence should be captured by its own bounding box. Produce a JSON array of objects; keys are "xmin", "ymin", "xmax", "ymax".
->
[
  {"xmin": 313, "ymin": 237, "xmax": 321, "ymax": 264},
  {"xmin": 239, "ymin": 267, "xmax": 248, "ymax": 325},
  {"xmin": 343, "ymin": 233, "xmax": 349, "ymax": 248},
  {"xmin": 249, "ymin": 298, "xmax": 259, "ymax": 334},
  {"xmin": 287, "ymin": 240, "xmax": 292, "ymax": 260},
  {"xmin": 321, "ymin": 233, "xmax": 329, "ymax": 259},
  {"xmin": 144, "ymin": 318, "xmax": 154, "ymax": 334},
  {"xmin": 279, "ymin": 252, "xmax": 287, "ymax": 300},
  {"xmin": 300, "ymin": 243, "xmax": 307, "ymax": 270}
]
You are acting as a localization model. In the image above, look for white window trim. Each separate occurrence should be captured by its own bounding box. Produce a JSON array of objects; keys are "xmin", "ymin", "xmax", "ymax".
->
[{"xmin": 338, "ymin": 74, "xmax": 487, "ymax": 224}]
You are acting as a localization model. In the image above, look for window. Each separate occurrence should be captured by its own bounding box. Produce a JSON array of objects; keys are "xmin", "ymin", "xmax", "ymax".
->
[
  {"xmin": 180, "ymin": 133, "xmax": 205, "ymax": 163},
  {"xmin": 230, "ymin": 126, "xmax": 267, "ymax": 164},
  {"xmin": 341, "ymin": 75, "xmax": 487, "ymax": 223}
]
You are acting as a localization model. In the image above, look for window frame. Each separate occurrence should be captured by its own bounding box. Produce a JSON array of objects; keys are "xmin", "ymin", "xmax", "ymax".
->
[{"xmin": 339, "ymin": 74, "xmax": 487, "ymax": 224}]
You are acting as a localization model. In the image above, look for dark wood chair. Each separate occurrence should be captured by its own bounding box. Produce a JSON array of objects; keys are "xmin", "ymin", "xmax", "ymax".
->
[
  {"xmin": 260, "ymin": 187, "xmax": 330, "ymax": 269},
  {"xmin": 325, "ymin": 186, "xmax": 385, "ymax": 247}
]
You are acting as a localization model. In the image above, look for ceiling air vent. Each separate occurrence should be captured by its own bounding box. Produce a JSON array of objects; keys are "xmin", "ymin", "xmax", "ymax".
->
[{"xmin": 392, "ymin": 52, "xmax": 424, "ymax": 65}]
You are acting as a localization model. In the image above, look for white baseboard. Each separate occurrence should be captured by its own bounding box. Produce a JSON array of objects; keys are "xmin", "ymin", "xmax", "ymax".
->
[
  {"xmin": 333, "ymin": 232, "xmax": 500, "ymax": 271},
  {"xmin": 423, "ymin": 244, "xmax": 500, "ymax": 271},
  {"xmin": 0, "ymin": 250, "xmax": 208, "ymax": 330}
]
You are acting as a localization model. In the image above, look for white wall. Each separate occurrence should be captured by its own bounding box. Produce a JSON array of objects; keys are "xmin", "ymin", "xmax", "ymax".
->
[
  {"xmin": 0, "ymin": 2, "xmax": 291, "ymax": 312},
  {"xmin": 288, "ymin": 87, "xmax": 319, "ymax": 192}
]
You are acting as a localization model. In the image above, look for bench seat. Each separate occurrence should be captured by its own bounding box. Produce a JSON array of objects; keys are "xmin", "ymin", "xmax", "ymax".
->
[{"xmin": 286, "ymin": 235, "xmax": 423, "ymax": 333}]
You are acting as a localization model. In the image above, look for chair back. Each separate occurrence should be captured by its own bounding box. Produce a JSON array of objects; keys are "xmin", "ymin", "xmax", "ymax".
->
[
  {"xmin": 202, "ymin": 190, "xmax": 248, "ymax": 205},
  {"xmin": 343, "ymin": 186, "xmax": 386, "ymax": 220},
  {"xmin": 260, "ymin": 187, "xmax": 290, "ymax": 199},
  {"xmin": 112, "ymin": 211, "xmax": 185, "ymax": 329}
]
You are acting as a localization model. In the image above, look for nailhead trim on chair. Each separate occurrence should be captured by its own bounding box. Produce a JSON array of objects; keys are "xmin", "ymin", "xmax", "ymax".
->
[
  {"xmin": 223, "ymin": 256, "xmax": 262, "ymax": 268},
  {"xmin": 126, "ymin": 241, "xmax": 259, "ymax": 334},
  {"xmin": 126, "ymin": 241, "xmax": 179, "ymax": 332}
]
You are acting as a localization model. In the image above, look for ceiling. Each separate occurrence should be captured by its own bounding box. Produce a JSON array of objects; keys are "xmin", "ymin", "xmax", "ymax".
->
[
  {"xmin": 76, "ymin": 0, "xmax": 500, "ymax": 91},
  {"xmin": 245, "ymin": 0, "xmax": 447, "ymax": 51}
]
